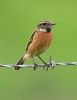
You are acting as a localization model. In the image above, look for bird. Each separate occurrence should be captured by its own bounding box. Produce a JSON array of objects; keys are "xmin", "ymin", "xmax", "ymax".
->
[{"xmin": 14, "ymin": 21, "xmax": 55, "ymax": 70}]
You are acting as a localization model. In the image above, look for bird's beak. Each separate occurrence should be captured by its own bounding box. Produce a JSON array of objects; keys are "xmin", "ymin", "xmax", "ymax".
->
[{"xmin": 52, "ymin": 23, "xmax": 56, "ymax": 25}]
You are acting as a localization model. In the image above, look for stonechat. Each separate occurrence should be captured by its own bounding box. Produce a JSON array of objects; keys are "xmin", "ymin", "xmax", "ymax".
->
[{"xmin": 14, "ymin": 21, "xmax": 55, "ymax": 70}]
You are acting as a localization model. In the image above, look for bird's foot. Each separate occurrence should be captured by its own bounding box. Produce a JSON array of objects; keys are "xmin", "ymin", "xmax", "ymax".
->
[
  {"xmin": 32, "ymin": 57, "xmax": 38, "ymax": 70},
  {"xmin": 45, "ymin": 63, "xmax": 49, "ymax": 71},
  {"xmin": 33, "ymin": 63, "xmax": 38, "ymax": 70},
  {"xmin": 37, "ymin": 56, "xmax": 49, "ymax": 70},
  {"xmin": 42, "ymin": 62, "xmax": 49, "ymax": 71},
  {"xmin": 14, "ymin": 65, "xmax": 20, "ymax": 70}
]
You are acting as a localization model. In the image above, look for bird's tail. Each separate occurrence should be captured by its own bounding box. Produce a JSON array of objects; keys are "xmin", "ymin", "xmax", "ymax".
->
[{"xmin": 14, "ymin": 53, "xmax": 31, "ymax": 70}]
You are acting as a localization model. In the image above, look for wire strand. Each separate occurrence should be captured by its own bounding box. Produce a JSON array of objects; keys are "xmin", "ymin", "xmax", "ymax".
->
[{"xmin": 0, "ymin": 57, "xmax": 77, "ymax": 69}]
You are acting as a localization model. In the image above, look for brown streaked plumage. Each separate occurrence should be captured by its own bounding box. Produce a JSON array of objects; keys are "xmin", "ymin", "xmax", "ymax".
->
[
  {"xmin": 14, "ymin": 21, "xmax": 55, "ymax": 70},
  {"xmin": 26, "ymin": 31, "xmax": 52, "ymax": 56}
]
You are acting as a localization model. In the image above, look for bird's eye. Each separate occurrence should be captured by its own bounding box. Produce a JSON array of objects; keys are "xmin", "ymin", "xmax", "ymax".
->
[
  {"xmin": 38, "ymin": 23, "xmax": 47, "ymax": 27},
  {"xmin": 43, "ymin": 23, "xmax": 47, "ymax": 25}
]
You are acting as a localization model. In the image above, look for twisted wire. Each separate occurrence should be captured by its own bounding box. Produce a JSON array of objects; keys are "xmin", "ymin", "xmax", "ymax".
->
[{"xmin": 0, "ymin": 57, "xmax": 77, "ymax": 69}]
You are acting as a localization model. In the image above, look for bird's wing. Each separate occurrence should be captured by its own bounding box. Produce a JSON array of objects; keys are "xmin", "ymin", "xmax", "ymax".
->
[{"xmin": 26, "ymin": 31, "xmax": 36, "ymax": 51}]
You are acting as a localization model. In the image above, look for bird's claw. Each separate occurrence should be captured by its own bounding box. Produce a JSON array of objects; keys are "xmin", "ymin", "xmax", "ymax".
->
[
  {"xmin": 14, "ymin": 65, "xmax": 20, "ymax": 70},
  {"xmin": 43, "ymin": 63, "xmax": 49, "ymax": 71},
  {"xmin": 33, "ymin": 63, "xmax": 38, "ymax": 70},
  {"xmin": 46, "ymin": 63, "xmax": 49, "ymax": 71}
]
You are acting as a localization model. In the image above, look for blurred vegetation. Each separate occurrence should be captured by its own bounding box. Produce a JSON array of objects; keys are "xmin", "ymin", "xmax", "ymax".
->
[{"xmin": 0, "ymin": 0, "xmax": 77, "ymax": 100}]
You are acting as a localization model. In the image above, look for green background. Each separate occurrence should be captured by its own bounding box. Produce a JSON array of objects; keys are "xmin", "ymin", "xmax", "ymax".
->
[{"xmin": 0, "ymin": 0, "xmax": 77, "ymax": 100}]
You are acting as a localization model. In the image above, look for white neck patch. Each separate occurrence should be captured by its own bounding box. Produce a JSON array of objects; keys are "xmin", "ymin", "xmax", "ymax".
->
[{"xmin": 39, "ymin": 28, "xmax": 47, "ymax": 32}]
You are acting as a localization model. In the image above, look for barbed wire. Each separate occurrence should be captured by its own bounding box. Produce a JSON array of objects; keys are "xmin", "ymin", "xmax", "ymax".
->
[{"xmin": 0, "ymin": 57, "xmax": 77, "ymax": 69}]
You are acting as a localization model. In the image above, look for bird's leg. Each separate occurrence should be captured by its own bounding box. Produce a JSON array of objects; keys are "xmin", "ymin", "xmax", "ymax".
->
[
  {"xmin": 32, "ymin": 57, "xmax": 38, "ymax": 70},
  {"xmin": 37, "ymin": 56, "xmax": 49, "ymax": 70}
]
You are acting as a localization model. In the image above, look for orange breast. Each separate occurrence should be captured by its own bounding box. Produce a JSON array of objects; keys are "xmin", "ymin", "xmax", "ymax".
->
[{"xmin": 27, "ymin": 32, "xmax": 52, "ymax": 56}]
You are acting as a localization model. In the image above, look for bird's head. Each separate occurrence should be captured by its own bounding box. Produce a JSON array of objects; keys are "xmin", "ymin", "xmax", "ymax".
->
[{"xmin": 37, "ymin": 21, "xmax": 56, "ymax": 32}]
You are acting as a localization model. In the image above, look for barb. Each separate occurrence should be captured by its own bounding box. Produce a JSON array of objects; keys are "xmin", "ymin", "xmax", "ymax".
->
[{"xmin": 0, "ymin": 57, "xmax": 77, "ymax": 69}]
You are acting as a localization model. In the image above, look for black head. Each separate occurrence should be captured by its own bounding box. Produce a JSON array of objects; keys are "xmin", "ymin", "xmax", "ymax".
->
[{"xmin": 37, "ymin": 21, "xmax": 56, "ymax": 32}]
